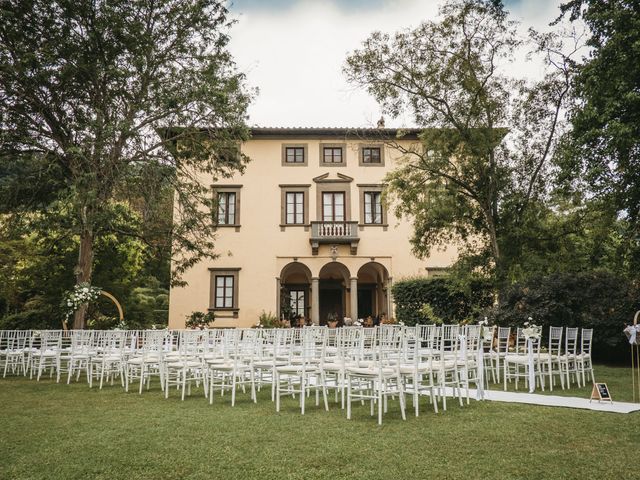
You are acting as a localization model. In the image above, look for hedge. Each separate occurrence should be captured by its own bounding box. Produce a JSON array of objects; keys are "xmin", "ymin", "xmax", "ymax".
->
[
  {"xmin": 392, "ymin": 271, "xmax": 639, "ymax": 363},
  {"xmin": 392, "ymin": 277, "xmax": 493, "ymax": 326},
  {"xmin": 494, "ymin": 271, "xmax": 640, "ymax": 362}
]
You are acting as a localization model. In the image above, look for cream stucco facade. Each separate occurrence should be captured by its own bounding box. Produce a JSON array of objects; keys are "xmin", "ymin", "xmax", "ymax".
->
[{"xmin": 168, "ymin": 127, "xmax": 458, "ymax": 329}]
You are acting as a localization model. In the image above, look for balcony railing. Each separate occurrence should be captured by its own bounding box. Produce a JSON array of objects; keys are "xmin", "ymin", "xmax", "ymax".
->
[{"xmin": 310, "ymin": 221, "xmax": 359, "ymax": 255}]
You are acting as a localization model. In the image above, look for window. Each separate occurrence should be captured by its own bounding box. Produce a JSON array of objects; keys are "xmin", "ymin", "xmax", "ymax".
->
[
  {"xmin": 209, "ymin": 268, "xmax": 240, "ymax": 315},
  {"xmin": 322, "ymin": 192, "xmax": 345, "ymax": 222},
  {"xmin": 323, "ymin": 147, "xmax": 343, "ymax": 164},
  {"xmin": 319, "ymin": 143, "xmax": 346, "ymax": 166},
  {"xmin": 217, "ymin": 192, "xmax": 236, "ymax": 225},
  {"xmin": 285, "ymin": 147, "xmax": 305, "ymax": 164},
  {"xmin": 214, "ymin": 275, "xmax": 234, "ymax": 308},
  {"xmin": 359, "ymin": 144, "xmax": 385, "ymax": 166},
  {"xmin": 289, "ymin": 289, "xmax": 305, "ymax": 317},
  {"xmin": 285, "ymin": 192, "xmax": 304, "ymax": 224},
  {"xmin": 364, "ymin": 192, "xmax": 383, "ymax": 224},
  {"xmin": 212, "ymin": 185, "xmax": 241, "ymax": 228},
  {"xmin": 280, "ymin": 184, "xmax": 310, "ymax": 228},
  {"xmin": 362, "ymin": 147, "xmax": 381, "ymax": 164},
  {"xmin": 358, "ymin": 184, "xmax": 386, "ymax": 227},
  {"xmin": 282, "ymin": 144, "xmax": 308, "ymax": 166}
]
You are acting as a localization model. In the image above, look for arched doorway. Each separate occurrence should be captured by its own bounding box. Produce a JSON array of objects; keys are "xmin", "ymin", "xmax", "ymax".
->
[
  {"xmin": 279, "ymin": 262, "xmax": 312, "ymax": 322},
  {"xmin": 318, "ymin": 262, "xmax": 350, "ymax": 325},
  {"xmin": 357, "ymin": 262, "xmax": 390, "ymax": 321}
]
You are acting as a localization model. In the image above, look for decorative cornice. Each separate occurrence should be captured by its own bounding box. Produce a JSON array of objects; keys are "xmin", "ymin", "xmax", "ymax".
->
[{"xmin": 313, "ymin": 172, "xmax": 354, "ymax": 183}]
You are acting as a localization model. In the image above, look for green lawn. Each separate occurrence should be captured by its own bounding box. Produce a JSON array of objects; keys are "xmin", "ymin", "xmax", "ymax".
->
[{"xmin": 0, "ymin": 365, "xmax": 638, "ymax": 480}]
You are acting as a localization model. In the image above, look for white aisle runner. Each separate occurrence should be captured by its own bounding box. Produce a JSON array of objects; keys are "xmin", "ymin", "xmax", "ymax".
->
[{"xmin": 471, "ymin": 388, "xmax": 640, "ymax": 413}]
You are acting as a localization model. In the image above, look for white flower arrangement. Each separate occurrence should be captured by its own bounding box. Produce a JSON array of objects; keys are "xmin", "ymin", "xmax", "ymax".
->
[
  {"xmin": 479, "ymin": 317, "xmax": 493, "ymax": 341},
  {"xmin": 398, "ymin": 321, "xmax": 405, "ymax": 326},
  {"xmin": 343, "ymin": 317, "xmax": 352, "ymax": 326},
  {"xmin": 624, "ymin": 324, "xmax": 640, "ymax": 344},
  {"xmin": 353, "ymin": 318, "xmax": 363, "ymax": 327},
  {"xmin": 113, "ymin": 320, "xmax": 129, "ymax": 331},
  {"xmin": 522, "ymin": 317, "xmax": 542, "ymax": 339},
  {"xmin": 62, "ymin": 282, "xmax": 102, "ymax": 321}
]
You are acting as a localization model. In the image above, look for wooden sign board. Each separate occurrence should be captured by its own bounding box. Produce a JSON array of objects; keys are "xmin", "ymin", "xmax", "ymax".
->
[{"xmin": 590, "ymin": 383, "xmax": 612, "ymax": 403}]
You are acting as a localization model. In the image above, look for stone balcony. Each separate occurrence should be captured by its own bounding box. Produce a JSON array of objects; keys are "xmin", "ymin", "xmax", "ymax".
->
[{"xmin": 309, "ymin": 221, "xmax": 359, "ymax": 255}]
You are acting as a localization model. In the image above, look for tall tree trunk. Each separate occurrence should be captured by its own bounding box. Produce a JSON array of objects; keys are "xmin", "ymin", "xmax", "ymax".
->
[{"xmin": 72, "ymin": 227, "xmax": 94, "ymax": 329}]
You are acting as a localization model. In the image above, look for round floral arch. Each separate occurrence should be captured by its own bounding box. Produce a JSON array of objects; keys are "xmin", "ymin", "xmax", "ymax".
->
[{"xmin": 63, "ymin": 283, "xmax": 124, "ymax": 325}]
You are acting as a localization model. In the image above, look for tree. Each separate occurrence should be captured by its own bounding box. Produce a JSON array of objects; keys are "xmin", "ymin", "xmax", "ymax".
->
[
  {"xmin": 344, "ymin": 0, "xmax": 579, "ymax": 287},
  {"xmin": 556, "ymin": 0, "xmax": 640, "ymax": 275},
  {"xmin": 0, "ymin": 0, "xmax": 252, "ymax": 327}
]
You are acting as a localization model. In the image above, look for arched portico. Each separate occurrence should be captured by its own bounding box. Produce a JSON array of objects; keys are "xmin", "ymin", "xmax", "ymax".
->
[
  {"xmin": 275, "ymin": 257, "xmax": 393, "ymax": 325},
  {"xmin": 317, "ymin": 262, "xmax": 350, "ymax": 325},
  {"xmin": 277, "ymin": 262, "xmax": 312, "ymax": 322},
  {"xmin": 356, "ymin": 262, "xmax": 391, "ymax": 321}
]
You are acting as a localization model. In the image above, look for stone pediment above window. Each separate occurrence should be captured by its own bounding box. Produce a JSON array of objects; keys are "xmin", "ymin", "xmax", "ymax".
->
[{"xmin": 312, "ymin": 172, "xmax": 354, "ymax": 184}]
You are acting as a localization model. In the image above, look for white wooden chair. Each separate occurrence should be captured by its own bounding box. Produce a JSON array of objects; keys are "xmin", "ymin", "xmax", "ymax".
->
[
  {"xmin": 89, "ymin": 330, "xmax": 127, "ymax": 389},
  {"xmin": 275, "ymin": 326, "xmax": 328, "ymax": 415},
  {"xmin": 207, "ymin": 329, "xmax": 257, "ymax": 406},
  {"xmin": 432, "ymin": 325, "xmax": 465, "ymax": 411},
  {"xmin": 504, "ymin": 328, "xmax": 544, "ymax": 391},
  {"xmin": 124, "ymin": 330, "xmax": 166, "ymax": 394},
  {"xmin": 578, "ymin": 328, "xmax": 595, "ymax": 386},
  {"xmin": 65, "ymin": 330, "xmax": 95, "ymax": 384},
  {"xmin": 31, "ymin": 330, "xmax": 63, "ymax": 382},
  {"xmin": 2, "ymin": 330, "xmax": 29, "ymax": 377},
  {"xmin": 346, "ymin": 325, "xmax": 406, "ymax": 425},
  {"xmin": 540, "ymin": 326, "xmax": 564, "ymax": 391},
  {"xmin": 495, "ymin": 327, "xmax": 511, "ymax": 384},
  {"xmin": 165, "ymin": 330, "xmax": 206, "ymax": 400},
  {"xmin": 398, "ymin": 325, "xmax": 438, "ymax": 416},
  {"xmin": 561, "ymin": 327, "xmax": 580, "ymax": 387},
  {"xmin": 321, "ymin": 326, "xmax": 362, "ymax": 409},
  {"xmin": 460, "ymin": 324, "xmax": 482, "ymax": 404}
]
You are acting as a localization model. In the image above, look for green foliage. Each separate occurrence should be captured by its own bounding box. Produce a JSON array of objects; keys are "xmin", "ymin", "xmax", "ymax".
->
[
  {"xmin": 492, "ymin": 271, "xmax": 640, "ymax": 362},
  {"xmin": 0, "ymin": 308, "xmax": 58, "ymax": 330},
  {"xmin": 392, "ymin": 277, "xmax": 493, "ymax": 326},
  {"xmin": 558, "ymin": 0, "xmax": 640, "ymax": 224},
  {"xmin": 257, "ymin": 311, "xmax": 280, "ymax": 328},
  {"xmin": 279, "ymin": 287, "xmax": 294, "ymax": 321},
  {"xmin": 418, "ymin": 304, "xmax": 444, "ymax": 325},
  {"xmin": 185, "ymin": 311, "xmax": 215, "ymax": 329},
  {"xmin": 0, "ymin": 206, "xmax": 170, "ymax": 330},
  {"xmin": 0, "ymin": 0, "xmax": 253, "ymax": 327},
  {"xmin": 345, "ymin": 0, "xmax": 577, "ymax": 286}
]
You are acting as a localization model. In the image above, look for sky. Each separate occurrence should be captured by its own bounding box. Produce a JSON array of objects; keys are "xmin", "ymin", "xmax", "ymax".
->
[{"xmin": 226, "ymin": 0, "xmax": 565, "ymax": 128}]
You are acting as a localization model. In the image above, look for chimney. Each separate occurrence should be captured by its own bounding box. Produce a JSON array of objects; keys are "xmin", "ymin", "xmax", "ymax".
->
[{"xmin": 376, "ymin": 116, "xmax": 385, "ymax": 128}]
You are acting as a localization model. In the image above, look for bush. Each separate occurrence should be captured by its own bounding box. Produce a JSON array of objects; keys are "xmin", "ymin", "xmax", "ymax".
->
[
  {"xmin": 185, "ymin": 311, "xmax": 215, "ymax": 329},
  {"xmin": 392, "ymin": 277, "xmax": 493, "ymax": 326},
  {"xmin": 493, "ymin": 271, "xmax": 640, "ymax": 363},
  {"xmin": 257, "ymin": 311, "xmax": 280, "ymax": 328},
  {"xmin": 0, "ymin": 308, "xmax": 59, "ymax": 330}
]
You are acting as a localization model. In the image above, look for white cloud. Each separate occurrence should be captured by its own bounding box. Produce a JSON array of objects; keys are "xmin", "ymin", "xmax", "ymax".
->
[{"xmin": 228, "ymin": 0, "xmax": 564, "ymax": 128}]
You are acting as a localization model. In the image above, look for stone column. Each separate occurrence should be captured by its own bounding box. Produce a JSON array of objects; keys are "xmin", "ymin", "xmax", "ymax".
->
[
  {"xmin": 350, "ymin": 276, "xmax": 358, "ymax": 322},
  {"xmin": 311, "ymin": 277, "xmax": 320, "ymax": 325},
  {"xmin": 275, "ymin": 277, "xmax": 281, "ymax": 320},
  {"xmin": 386, "ymin": 276, "xmax": 393, "ymax": 319}
]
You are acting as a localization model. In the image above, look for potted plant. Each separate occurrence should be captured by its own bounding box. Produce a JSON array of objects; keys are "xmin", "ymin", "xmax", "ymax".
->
[{"xmin": 327, "ymin": 312, "xmax": 338, "ymax": 328}]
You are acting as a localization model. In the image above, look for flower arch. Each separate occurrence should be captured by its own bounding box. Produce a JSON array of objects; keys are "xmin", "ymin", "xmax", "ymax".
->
[{"xmin": 63, "ymin": 283, "xmax": 124, "ymax": 327}]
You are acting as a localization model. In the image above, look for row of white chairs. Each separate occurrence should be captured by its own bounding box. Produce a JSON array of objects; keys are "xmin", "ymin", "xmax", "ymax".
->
[
  {"xmin": 494, "ymin": 326, "xmax": 595, "ymax": 392},
  {"xmin": 0, "ymin": 325, "xmax": 595, "ymax": 424}
]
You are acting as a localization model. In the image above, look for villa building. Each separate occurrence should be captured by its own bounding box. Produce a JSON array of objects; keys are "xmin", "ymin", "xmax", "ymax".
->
[{"xmin": 168, "ymin": 127, "xmax": 458, "ymax": 329}]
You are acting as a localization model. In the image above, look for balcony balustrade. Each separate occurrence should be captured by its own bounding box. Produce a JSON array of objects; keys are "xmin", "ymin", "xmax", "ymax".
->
[{"xmin": 309, "ymin": 221, "xmax": 359, "ymax": 255}]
